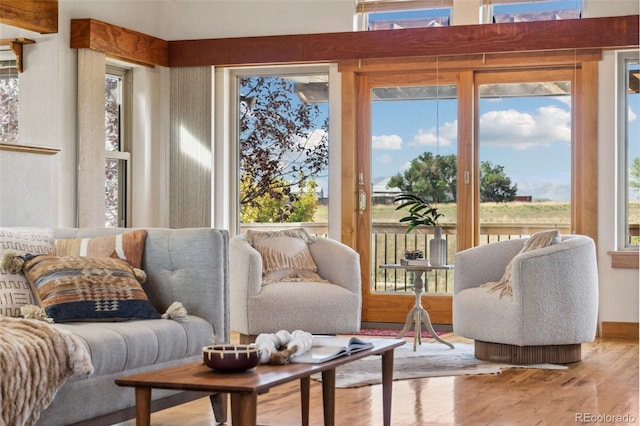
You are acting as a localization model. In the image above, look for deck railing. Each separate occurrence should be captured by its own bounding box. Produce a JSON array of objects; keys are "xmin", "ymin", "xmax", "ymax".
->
[{"xmin": 242, "ymin": 222, "xmax": 634, "ymax": 295}]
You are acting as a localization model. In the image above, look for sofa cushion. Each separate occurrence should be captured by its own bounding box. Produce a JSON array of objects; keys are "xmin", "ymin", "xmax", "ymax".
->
[
  {"xmin": 246, "ymin": 281, "xmax": 361, "ymax": 334},
  {"xmin": 22, "ymin": 255, "xmax": 160, "ymax": 322},
  {"xmin": 51, "ymin": 315, "xmax": 213, "ymax": 376},
  {"xmin": 55, "ymin": 229, "xmax": 147, "ymax": 269},
  {"xmin": 0, "ymin": 228, "xmax": 55, "ymax": 317},
  {"xmin": 245, "ymin": 228, "xmax": 325, "ymax": 284}
]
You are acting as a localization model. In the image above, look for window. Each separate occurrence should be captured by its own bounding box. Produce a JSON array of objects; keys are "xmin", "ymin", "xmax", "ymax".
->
[
  {"xmin": 235, "ymin": 68, "xmax": 330, "ymax": 235},
  {"xmin": 356, "ymin": 0, "xmax": 451, "ymax": 31},
  {"xmin": 0, "ymin": 55, "xmax": 18, "ymax": 143},
  {"xmin": 477, "ymin": 75, "xmax": 573, "ymax": 243},
  {"xmin": 105, "ymin": 66, "xmax": 131, "ymax": 227},
  {"xmin": 484, "ymin": 0, "xmax": 582, "ymax": 24},
  {"xmin": 618, "ymin": 52, "xmax": 640, "ymax": 249}
]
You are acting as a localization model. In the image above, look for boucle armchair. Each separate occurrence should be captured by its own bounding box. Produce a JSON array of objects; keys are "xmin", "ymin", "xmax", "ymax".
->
[
  {"xmin": 230, "ymin": 232, "xmax": 362, "ymax": 343},
  {"xmin": 453, "ymin": 234, "xmax": 598, "ymax": 364}
]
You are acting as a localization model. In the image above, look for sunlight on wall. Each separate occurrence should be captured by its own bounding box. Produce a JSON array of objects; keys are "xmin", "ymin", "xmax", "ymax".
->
[{"xmin": 179, "ymin": 125, "xmax": 211, "ymax": 170}]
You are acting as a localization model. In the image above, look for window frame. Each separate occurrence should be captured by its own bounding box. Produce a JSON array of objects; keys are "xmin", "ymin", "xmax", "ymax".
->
[
  {"xmin": 355, "ymin": 0, "xmax": 453, "ymax": 31},
  {"xmin": 105, "ymin": 65, "xmax": 132, "ymax": 228},
  {"xmin": 481, "ymin": 0, "xmax": 583, "ymax": 24},
  {"xmin": 216, "ymin": 63, "xmax": 340, "ymax": 237},
  {"xmin": 616, "ymin": 50, "xmax": 639, "ymax": 251}
]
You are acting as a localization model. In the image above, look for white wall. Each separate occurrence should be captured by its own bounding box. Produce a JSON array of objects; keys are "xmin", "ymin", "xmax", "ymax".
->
[
  {"xmin": 0, "ymin": 0, "xmax": 636, "ymax": 326},
  {"xmin": 597, "ymin": 50, "xmax": 639, "ymax": 325}
]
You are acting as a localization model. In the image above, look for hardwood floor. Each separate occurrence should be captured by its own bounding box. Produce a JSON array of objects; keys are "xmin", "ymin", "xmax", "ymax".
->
[{"xmin": 115, "ymin": 335, "xmax": 639, "ymax": 426}]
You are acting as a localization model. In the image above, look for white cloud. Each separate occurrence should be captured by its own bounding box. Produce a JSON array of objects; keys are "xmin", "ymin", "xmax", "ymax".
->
[
  {"xmin": 296, "ymin": 128, "xmax": 327, "ymax": 150},
  {"xmin": 552, "ymin": 95, "xmax": 572, "ymax": 107},
  {"xmin": 376, "ymin": 154, "xmax": 393, "ymax": 164},
  {"xmin": 372, "ymin": 134, "xmax": 403, "ymax": 150},
  {"xmin": 479, "ymin": 105, "xmax": 571, "ymax": 150},
  {"xmin": 629, "ymin": 105, "xmax": 637, "ymax": 122},
  {"xmin": 408, "ymin": 121, "xmax": 455, "ymax": 147}
]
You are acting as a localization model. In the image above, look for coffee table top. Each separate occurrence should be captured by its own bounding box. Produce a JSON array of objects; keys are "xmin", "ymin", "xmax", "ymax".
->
[{"xmin": 116, "ymin": 338, "xmax": 405, "ymax": 394}]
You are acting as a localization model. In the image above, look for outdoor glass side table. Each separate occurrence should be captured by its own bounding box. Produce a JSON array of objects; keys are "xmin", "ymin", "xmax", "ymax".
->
[{"xmin": 380, "ymin": 263, "xmax": 455, "ymax": 351}]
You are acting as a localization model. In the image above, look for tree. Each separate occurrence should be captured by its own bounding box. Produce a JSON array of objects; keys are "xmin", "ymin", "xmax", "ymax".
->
[
  {"xmin": 0, "ymin": 70, "xmax": 19, "ymax": 143},
  {"xmin": 387, "ymin": 153, "xmax": 457, "ymax": 203},
  {"xmin": 479, "ymin": 161, "xmax": 517, "ymax": 202},
  {"xmin": 387, "ymin": 153, "xmax": 517, "ymax": 203},
  {"xmin": 104, "ymin": 76, "xmax": 120, "ymax": 226},
  {"xmin": 239, "ymin": 76, "xmax": 328, "ymax": 222},
  {"xmin": 630, "ymin": 157, "xmax": 640, "ymax": 197},
  {"xmin": 240, "ymin": 174, "xmax": 319, "ymax": 223}
]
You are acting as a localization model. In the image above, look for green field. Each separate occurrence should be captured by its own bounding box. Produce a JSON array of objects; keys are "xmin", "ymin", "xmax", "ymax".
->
[
  {"xmin": 310, "ymin": 201, "xmax": 640, "ymax": 294},
  {"xmin": 314, "ymin": 201, "xmax": 640, "ymax": 225}
]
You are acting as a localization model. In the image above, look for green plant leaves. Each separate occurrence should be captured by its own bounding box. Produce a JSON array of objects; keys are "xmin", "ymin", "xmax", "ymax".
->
[{"xmin": 393, "ymin": 193, "xmax": 443, "ymax": 233}]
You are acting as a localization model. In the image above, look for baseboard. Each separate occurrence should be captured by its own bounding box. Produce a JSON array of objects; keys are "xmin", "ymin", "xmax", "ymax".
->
[{"xmin": 601, "ymin": 321, "xmax": 639, "ymax": 339}]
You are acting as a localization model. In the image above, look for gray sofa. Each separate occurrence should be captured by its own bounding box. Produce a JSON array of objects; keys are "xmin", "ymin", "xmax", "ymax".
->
[{"xmin": 36, "ymin": 227, "xmax": 230, "ymax": 426}]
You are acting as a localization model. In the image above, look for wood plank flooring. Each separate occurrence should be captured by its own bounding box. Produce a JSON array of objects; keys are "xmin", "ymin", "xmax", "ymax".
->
[{"xmin": 115, "ymin": 334, "xmax": 639, "ymax": 426}]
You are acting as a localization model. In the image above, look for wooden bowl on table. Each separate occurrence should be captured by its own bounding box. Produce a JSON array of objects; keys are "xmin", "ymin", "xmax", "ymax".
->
[{"xmin": 202, "ymin": 344, "xmax": 261, "ymax": 372}]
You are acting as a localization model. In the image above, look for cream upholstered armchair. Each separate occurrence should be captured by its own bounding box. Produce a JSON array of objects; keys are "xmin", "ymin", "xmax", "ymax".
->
[
  {"xmin": 453, "ymin": 234, "xmax": 598, "ymax": 364},
  {"xmin": 230, "ymin": 230, "xmax": 362, "ymax": 343}
]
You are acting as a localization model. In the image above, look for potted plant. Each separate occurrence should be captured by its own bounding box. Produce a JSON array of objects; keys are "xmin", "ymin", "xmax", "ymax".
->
[{"xmin": 394, "ymin": 193, "xmax": 447, "ymax": 266}]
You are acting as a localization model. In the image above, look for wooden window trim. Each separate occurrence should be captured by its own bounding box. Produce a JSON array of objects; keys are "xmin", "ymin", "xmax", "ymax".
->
[
  {"xmin": 608, "ymin": 251, "xmax": 640, "ymax": 269},
  {"xmin": 0, "ymin": 143, "xmax": 59, "ymax": 155}
]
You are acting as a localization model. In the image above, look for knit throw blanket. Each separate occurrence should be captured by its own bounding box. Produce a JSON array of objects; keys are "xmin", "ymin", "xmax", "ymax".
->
[{"xmin": 0, "ymin": 317, "xmax": 94, "ymax": 426}]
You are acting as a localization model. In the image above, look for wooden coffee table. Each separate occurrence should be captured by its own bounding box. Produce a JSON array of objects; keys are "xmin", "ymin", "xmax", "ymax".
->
[{"xmin": 116, "ymin": 338, "xmax": 405, "ymax": 426}]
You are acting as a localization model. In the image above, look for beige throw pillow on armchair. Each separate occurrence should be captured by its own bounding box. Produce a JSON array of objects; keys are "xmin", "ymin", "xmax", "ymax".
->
[{"xmin": 245, "ymin": 228, "xmax": 328, "ymax": 285}]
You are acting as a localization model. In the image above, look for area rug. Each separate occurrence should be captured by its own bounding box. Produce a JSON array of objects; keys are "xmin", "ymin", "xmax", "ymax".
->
[
  {"xmin": 356, "ymin": 328, "xmax": 446, "ymax": 338},
  {"xmin": 312, "ymin": 340, "xmax": 568, "ymax": 388}
]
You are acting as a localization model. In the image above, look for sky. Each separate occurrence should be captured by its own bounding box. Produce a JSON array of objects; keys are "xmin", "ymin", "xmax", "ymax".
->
[
  {"xmin": 244, "ymin": 0, "xmax": 639, "ymax": 203},
  {"xmin": 371, "ymin": 90, "xmax": 582, "ymax": 201},
  {"xmin": 367, "ymin": 0, "xmax": 639, "ymax": 202}
]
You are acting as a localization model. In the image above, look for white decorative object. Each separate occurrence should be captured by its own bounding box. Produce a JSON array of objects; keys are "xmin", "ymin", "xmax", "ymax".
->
[{"xmin": 429, "ymin": 226, "xmax": 447, "ymax": 266}]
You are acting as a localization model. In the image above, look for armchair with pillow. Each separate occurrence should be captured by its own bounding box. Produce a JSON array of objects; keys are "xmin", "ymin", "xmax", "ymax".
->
[
  {"xmin": 453, "ymin": 231, "xmax": 599, "ymax": 364},
  {"xmin": 230, "ymin": 228, "xmax": 362, "ymax": 343}
]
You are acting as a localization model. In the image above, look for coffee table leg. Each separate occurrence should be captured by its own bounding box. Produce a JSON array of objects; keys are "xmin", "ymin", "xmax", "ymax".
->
[
  {"xmin": 321, "ymin": 369, "xmax": 336, "ymax": 426},
  {"xmin": 300, "ymin": 376, "xmax": 310, "ymax": 426},
  {"xmin": 134, "ymin": 387, "xmax": 151, "ymax": 426},
  {"xmin": 231, "ymin": 392, "xmax": 258, "ymax": 426},
  {"xmin": 381, "ymin": 349, "xmax": 394, "ymax": 426}
]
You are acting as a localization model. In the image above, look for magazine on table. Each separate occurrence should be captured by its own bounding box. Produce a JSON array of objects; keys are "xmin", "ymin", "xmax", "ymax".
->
[{"xmin": 291, "ymin": 335, "xmax": 374, "ymax": 364}]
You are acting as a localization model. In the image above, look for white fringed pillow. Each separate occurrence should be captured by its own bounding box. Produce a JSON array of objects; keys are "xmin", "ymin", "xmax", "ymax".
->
[
  {"xmin": 0, "ymin": 228, "xmax": 55, "ymax": 317},
  {"xmin": 481, "ymin": 229, "xmax": 561, "ymax": 297},
  {"xmin": 245, "ymin": 228, "xmax": 327, "ymax": 285}
]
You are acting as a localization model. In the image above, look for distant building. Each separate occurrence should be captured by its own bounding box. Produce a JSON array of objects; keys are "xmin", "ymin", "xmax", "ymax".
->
[
  {"xmin": 493, "ymin": 10, "xmax": 580, "ymax": 23},
  {"xmin": 513, "ymin": 195, "xmax": 532, "ymax": 202},
  {"xmin": 372, "ymin": 177, "xmax": 402, "ymax": 204},
  {"xmin": 369, "ymin": 17, "xmax": 449, "ymax": 30}
]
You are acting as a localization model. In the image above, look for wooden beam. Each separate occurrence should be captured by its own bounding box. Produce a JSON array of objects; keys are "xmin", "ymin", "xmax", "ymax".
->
[
  {"xmin": 70, "ymin": 19, "xmax": 168, "ymax": 67},
  {"xmin": 0, "ymin": 0, "xmax": 57, "ymax": 34},
  {"xmin": 169, "ymin": 15, "xmax": 638, "ymax": 67}
]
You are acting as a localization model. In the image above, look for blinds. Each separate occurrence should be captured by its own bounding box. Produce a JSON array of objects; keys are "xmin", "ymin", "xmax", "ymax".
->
[
  {"xmin": 482, "ymin": 0, "xmax": 577, "ymax": 4},
  {"xmin": 356, "ymin": 0, "xmax": 453, "ymax": 14}
]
